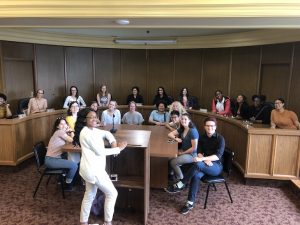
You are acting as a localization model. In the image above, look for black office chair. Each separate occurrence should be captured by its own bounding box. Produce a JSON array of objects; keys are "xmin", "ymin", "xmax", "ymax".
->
[
  {"xmin": 32, "ymin": 141, "xmax": 68, "ymax": 199},
  {"xmin": 201, "ymin": 148, "xmax": 234, "ymax": 209},
  {"xmin": 17, "ymin": 97, "xmax": 30, "ymax": 114}
]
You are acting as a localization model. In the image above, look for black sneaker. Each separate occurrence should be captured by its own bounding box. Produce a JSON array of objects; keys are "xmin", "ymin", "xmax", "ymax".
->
[
  {"xmin": 64, "ymin": 183, "xmax": 73, "ymax": 191},
  {"xmin": 164, "ymin": 183, "xmax": 185, "ymax": 194},
  {"xmin": 180, "ymin": 203, "xmax": 194, "ymax": 215}
]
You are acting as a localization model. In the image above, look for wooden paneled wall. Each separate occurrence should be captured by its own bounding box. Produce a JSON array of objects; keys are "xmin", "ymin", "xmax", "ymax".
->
[{"xmin": 1, "ymin": 41, "xmax": 300, "ymax": 116}]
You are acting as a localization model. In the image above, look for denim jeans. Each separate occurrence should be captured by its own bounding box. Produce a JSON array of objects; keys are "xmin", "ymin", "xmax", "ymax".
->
[
  {"xmin": 45, "ymin": 156, "xmax": 78, "ymax": 182},
  {"xmin": 169, "ymin": 153, "xmax": 195, "ymax": 180},
  {"xmin": 182, "ymin": 161, "xmax": 223, "ymax": 203}
]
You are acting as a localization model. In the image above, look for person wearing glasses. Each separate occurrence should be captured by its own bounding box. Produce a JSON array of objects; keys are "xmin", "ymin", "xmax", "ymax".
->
[
  {"xmin": 27, "ymin": 89, "xmax": 48, "ymax": 115},
  {"xmin": 271, "ymin": 98, "xmax": 300, "ymax": 130},
  {"xmin": 167, "ymin": 113, "xmax": 199, "ymax": 182},
  {"xmin": 63, "ymin": 85, "xmax": 86, "ymax": 109},
  {"xmin": 45, "ymin": 117, "xmax": 78, "ymax": 191},
  {"xmin": 165, "ymin": 117, "xmax": 225, "ymax": 215},
  {"xmin": 74, "ymin": 108, "xmax": 127, "ymax": 225},
  {"xmin": 0, "ymin": 93, "xmax": 12, "ymax": 119},
  {"xmin": 165, "ymin": 110, "xmax": 181, "ymax": 131},
  {"xmin": 211, "ymin": 90, "xmax": 231, "ymax": 116}
]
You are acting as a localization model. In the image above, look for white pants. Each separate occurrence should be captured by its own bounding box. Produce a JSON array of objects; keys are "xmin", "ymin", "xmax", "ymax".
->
[{"xmin": 80, "ymin": 172, "xmax": 118, "ymax": 223}]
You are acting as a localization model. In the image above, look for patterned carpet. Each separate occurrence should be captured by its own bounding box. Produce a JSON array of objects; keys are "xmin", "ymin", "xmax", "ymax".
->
[{"xmin": 0, "ymin": 158, "xmax": 299, "ymax": 225}]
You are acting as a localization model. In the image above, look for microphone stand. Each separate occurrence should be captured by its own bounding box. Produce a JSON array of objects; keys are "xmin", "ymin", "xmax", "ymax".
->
[{"xmin": 110, "ymin": 113, "xmax": 117, "ymax": 133}]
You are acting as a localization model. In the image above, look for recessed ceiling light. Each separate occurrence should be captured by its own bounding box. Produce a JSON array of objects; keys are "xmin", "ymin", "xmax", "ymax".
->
[{"xmin": 115, "ymin": 19, "xmax": 130, "ymax": 25}]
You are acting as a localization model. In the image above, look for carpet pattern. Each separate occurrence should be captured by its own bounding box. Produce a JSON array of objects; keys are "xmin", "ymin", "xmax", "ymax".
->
[{"xmin": 0, "ymin": 159, "xmax": 299, "ymax": 225}]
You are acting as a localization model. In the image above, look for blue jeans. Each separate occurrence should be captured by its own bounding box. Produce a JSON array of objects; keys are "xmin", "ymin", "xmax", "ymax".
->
[
  {"xmin": 45, "ymin": 156, "xmax": 78, "ymax": 182},
  {"xmin": 169, "ymin": 154, "xmax": 195, "ymax": 180},
  {"xmin": 182, "ymin": 161, "xmax": 222, "ymax": 203}
]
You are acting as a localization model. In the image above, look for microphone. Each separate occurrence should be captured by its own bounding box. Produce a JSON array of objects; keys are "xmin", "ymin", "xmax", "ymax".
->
[{"xmin": 110, "ymin": 113, "xmax": 117, "ymax": 133}]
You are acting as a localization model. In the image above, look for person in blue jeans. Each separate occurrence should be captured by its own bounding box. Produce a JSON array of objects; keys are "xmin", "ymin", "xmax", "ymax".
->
[
  {"xmin": 165, "ymin": 116, "xmax": 225, "ymax": 215},
  {"xmin": 45, "ymin": 117, "xmax": 78, "ymax": 190},
  {"xmin": 168, "ymin": 113, "xmax": 199, "ymax": 181}
]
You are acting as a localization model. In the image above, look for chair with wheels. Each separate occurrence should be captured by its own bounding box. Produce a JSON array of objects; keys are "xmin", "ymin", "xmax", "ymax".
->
[
  {"xmin": 201, "ymin": 148, "xmax": 234, "ymax": 209},
  {"xmin": 32, "ymin": 141, "xmax": 68, "ymax": 199}
]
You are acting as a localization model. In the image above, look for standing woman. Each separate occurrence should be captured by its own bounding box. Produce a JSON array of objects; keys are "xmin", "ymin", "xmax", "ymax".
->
[
  {"xmin": 97, "ymin": 84, "xmax": 111, "ymax": 107},
  {"xmin": 74, "ymin": 108, "xmax": 127, "ymax": 225},
  {"xmin": 65, "ymin": 101, "xmax": 80, "ymax": 163},
  {"xmin": 101, "ymin": 101, "xmax": 121, "ymax": 125},
  {"xmin": 27, "ymin": 89, "xmax": 48, "ymax": 115},
  {"xmin": 168, "ymin": 113, "xmax": 199, "ymax": 181},
  {"xmin": 63, "ymin": 86, "xmax": 86, "ymax": 109},
  {"xmin": 45, "ymin": 117, "xmax": 78, "ymax": 190},
  {"xmin": 271, "ymin": 98, "xmax": 300, "ymax": 129}
]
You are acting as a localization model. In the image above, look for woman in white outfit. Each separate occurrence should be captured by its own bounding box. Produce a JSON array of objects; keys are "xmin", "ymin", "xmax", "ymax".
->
[{"xmin": 75, "ymin": 108, "xmax": 127, "ymax": 225}]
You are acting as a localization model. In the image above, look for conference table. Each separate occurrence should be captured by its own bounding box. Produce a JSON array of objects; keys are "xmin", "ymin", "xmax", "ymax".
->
[
  {"xmin": 1, "ymin": 106, "xmax": 299, "ymax": 183},
  {"xmin": 63, "ymin": 124, "xmax": 178, "ymax": 188}
]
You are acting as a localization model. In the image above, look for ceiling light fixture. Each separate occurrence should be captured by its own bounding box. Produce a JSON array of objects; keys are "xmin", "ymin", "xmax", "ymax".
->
[
  {"xmin": 114, "ymin": 39, "xmax": 177, "ymax": 45},
  {"xmin": 115, "ymin": 19, "xmax": 130, "ymax": 25}
]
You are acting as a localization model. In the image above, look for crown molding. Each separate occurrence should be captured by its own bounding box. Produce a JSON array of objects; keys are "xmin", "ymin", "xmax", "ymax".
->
[
  {"xmin": 1, "ymin": 28, "xmax": 300, "ymax": 49},
  {"xmin": 0, "ymin": 1, "xmax": 300, "ymax": 18}
]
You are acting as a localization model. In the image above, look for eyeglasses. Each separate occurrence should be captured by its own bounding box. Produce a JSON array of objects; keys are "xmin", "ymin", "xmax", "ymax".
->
[
  {"xmin": 71, "ymin": 89, "xmax": 77, "ymax": 92},
  {"xmin": 56, "ymin": 117, "xmax": 65, "ymax": 120},
  {"xmin": 274, "ymin": 102, "xmax": 282, "ymax": 105},
  {"xmin": 86, "ymin": 116, "xmax": 98, "ymax": 119}
]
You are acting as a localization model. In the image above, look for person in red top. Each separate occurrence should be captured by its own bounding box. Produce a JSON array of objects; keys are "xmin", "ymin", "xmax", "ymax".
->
[{"xmin": 211, "ymin": 90, "xmax": 232, "ymax": 116}]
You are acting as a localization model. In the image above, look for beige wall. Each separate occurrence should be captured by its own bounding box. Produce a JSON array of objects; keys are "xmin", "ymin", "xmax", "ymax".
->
[{"xmin": 1, "ymin": 41, "xmax": 300, "ymax": 116}]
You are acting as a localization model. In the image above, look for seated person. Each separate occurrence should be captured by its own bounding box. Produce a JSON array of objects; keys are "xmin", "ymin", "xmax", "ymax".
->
[
  {"xmin": 169, "ymin": 101, "xmax": 186, "ymax": 115},
  {"xmin": 148, "ymin": 101, "xmax": 170, "ymax": 125},
  {"xmin": 165, "ymin": 110, "xmax": 181, "ymax": 131},
  {"xmin": 152, "ymin": 86, "xmax": 173, "ymax": 106},
  {"xmin": 90, "ymin": 101, "xmax": 102, "ymax": 126},
  {"xmin": 101, "ymin": 100, "xmax": 121, "ymax": 125},
  {"xmin": 179, "ymin": 87, "xmax": 195, "ymax": 110},
  {"xmin": 27, "ymin": 89, "xmax": 48, "ymax": 115},
  {"xmin": 231, "ymin": 94, "xmax": 249, "ymax": 119},
  {"xmin": 248, "ymin": 94, "xmax": 273, "ymax": 124},
  {"xmin": 211, "ymin": 90, "xmax": 231, "ymax": 116},
  {"xmin": 0, "ymin": 93, "xmax": 12, "ymax": 119},
  {"xmin": 122, "ymin": 101, "xmax": 144, "ymax": 125},
  {"xmin": 126, "ymin": 86, "xmax": 144, "ymax": 105},
  {"xmin": 66, "ymin": 101, "xmax": 80, "ymax": 163},
  {"xmin": 97, "ymin": 84, "xmax": 111, "ymax": 107},
  {"xmin": 165, "ymin": 117, "xmax": 225, "ymax": 215},
  {"xmin": 271, "ymin": 98, "xmax": 300, "ymax": 129},
  {"xmin": 168, "ymin": 113, "xmax": 199, "ymax": 181},
  {"xmin": 45, "ymin": 117, "xmax": 78, "ymax": 190},
  {"xmin": 63, "ymin": 86, "xmax": 86, "ymax": 109}
]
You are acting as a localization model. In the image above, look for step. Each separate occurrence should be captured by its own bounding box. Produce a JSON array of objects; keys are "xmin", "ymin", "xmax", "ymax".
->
[{"xmin": 291, "ymin": 179, "xmax": 300, "ymax": 189}]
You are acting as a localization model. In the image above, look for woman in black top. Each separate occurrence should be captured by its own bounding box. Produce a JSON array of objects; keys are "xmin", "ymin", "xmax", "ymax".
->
[
  {"xmin": 231, "ymin": 94, "xmax": 249, "ymax": 119},
  {"xmin": 126, "ymin": 86, "xmax": 144, "ymax": 105},
  {"xmin": 152, "ymin": 86, "xmax": 173, "ymax": 106}
]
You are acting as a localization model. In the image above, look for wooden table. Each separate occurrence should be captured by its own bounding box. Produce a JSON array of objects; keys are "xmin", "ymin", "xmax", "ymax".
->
[{"xmin": 63, "ymin": 125, "xmax": 178, "ymax": 189}]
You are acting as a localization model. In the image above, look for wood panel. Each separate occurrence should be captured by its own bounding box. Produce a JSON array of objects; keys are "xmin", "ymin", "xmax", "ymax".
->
[
  {"xmin": 94, "ymin": 48, "xmax": 121, "ymax": 102},
  {"xmin": 261, "ymin": 43, "xmax": 293, "ymax": 64},
  {"xmin": 259, "ymin": 64, "xmax": 290, "ymax": 102},
  {"xmin": 35, "ymin": 44, "xmax": 65, "ymax": 109},
  {"xmin": 3, "ymin": 60, "xmax": 34, "ymax": 114},
  {"xmin": 174, "ymin": 49, "xmax": 202, "ymax": 105},
  {"xmin": 201, "ymin": 48, "xmax": 231, "ymax": 110},
  {"xmin": 15, "ymin": 120, "xmax": 33, "ymax": 162},
  {"xmin": 120, "ymin": 49, "xmax": 147, "ymax": 105},
  {"xmin": 231, "ymin": 46, "xmax": 260, "ymax": 99},
  {"xmin": 148, "ymin": 49, "xmax": 175, "ymax": 104},
  {"xmin": 273, "ymin": 136, "xmax": 299, "ymax": 176},
  {"xmin": 247, "ymin": 134, "xmax": 273, "ymax": 175},
  {"xmin": 289, "ymin": 43, "xmax": 300, "ymax": 116},
  {"xmin": 0, "ymin": 125, "xmax": 15, "ymax": 163},
  {"xmin": 65, "ymin": 47, "xmax": 94, "ymax": 105},
  {"xmin": 2, "ymin": 41, "xmax": 34, "ymax": 60}
]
